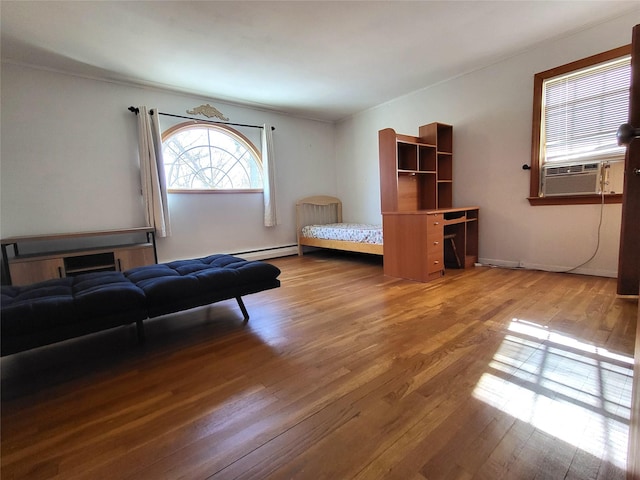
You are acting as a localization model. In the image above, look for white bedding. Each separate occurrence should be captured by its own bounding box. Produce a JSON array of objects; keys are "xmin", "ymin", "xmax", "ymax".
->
[{"xmin": 301, "ymin": 223, "xmax": 383, "ymax": 244}]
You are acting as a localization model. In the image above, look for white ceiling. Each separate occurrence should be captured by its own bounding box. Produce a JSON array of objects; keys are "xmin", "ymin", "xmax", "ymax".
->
[{"xmin": 2, "ymin": 1, "xmax": 639, "ymax": 122}]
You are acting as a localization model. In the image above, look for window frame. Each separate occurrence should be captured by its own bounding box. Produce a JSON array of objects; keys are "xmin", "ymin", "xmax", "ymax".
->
[
  {"xmin": 528, "ymin": 44, "xmax": 630, "ymax": 206},
  {"xmin": 161, "ymin": 121, "xmax": 264, "ymax": 194}
]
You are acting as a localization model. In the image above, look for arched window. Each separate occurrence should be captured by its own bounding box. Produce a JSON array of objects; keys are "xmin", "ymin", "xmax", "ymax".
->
[{"xmin": 162, "ymin": 122, "xmax": 263, "ymax": 192}]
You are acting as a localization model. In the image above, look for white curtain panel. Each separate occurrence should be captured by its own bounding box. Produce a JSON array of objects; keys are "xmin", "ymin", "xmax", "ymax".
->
[
  {"xmin": 262, "ymin": 124, "xmax": 278, "ymax": 227},
  {"xmin": 136, "ymin": 106, "xmax": 171, "ymax": 237}
]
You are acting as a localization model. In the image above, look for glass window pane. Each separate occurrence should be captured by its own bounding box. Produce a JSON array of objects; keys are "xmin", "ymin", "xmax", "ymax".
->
[{"xmin": 162, "ymin": 123, "xmax": 263, "ymax": 191}]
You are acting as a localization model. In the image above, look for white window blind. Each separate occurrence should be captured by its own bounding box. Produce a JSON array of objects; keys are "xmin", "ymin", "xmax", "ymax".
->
[{"xmin": 542, "ymin": 56, "xmax": 630, "ymax": 165}]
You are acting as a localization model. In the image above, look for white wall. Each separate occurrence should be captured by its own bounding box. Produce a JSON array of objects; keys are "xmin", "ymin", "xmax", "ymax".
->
[
  {"xmin": 336, "ymin": 13, "xmax": 640, "ymax": 277},
  {"xmin": 3, "ymin": 12, "xmax": 638, "ymax": 277},
  {"xmin": 1, "ymin": 64, "xmax": 337, "ymax": 262}
]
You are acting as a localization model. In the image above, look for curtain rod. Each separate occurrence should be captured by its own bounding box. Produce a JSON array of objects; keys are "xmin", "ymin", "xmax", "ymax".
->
[{"xmin": 127, "ymin": 106, "xmax": 274, "ymax": 131}]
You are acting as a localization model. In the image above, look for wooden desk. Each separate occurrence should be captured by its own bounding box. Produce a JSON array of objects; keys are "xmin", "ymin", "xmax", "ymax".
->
[{"xmin": 382, "ymin": 207, "xmax": 479, "ymax": 283}]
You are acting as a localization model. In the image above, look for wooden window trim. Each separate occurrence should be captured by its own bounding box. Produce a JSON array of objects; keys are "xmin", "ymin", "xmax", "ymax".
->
[{"xmin": 528, "ymin": 44, "xmax": 631, "ymax": 206}]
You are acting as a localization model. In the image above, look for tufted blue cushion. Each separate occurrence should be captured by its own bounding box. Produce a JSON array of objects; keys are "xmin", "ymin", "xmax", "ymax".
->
[
  {"xmin": 0, "ymin": 254, "xmax": 281, "ymax": 355},
  {"xmin": 124, "ymin": 254, "xmax": 281, "ymax": 318},
  {"xmin": 1, "ymin": 271, "xmax": 147, "ymax": 355},
  {"xmin": 1, "ymin": 277, "xmax": 78, "ymax": 334}
]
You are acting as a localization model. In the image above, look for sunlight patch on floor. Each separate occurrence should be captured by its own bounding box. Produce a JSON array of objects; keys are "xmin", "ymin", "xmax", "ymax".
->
[{"xmin": 473, "ymin": 319, "xmax": 633, "ymax": 469}]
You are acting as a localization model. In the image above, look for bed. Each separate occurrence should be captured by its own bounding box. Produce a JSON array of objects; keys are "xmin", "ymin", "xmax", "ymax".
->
[{"xmin": 296, "ymin": 196, "xmax": 383, "ymax": 256}]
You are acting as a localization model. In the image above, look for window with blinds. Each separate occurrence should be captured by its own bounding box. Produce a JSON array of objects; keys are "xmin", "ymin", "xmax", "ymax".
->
[
  {"xmin": 541, "ymin": 56, "xmax": 630, "ymax": 166},
  {"xmin": 528, "ymin": 45, "xmax": 630, "ymax": 205}
]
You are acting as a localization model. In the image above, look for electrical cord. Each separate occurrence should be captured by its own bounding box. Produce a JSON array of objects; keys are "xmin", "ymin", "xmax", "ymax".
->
[
  {"xmin": 477, "ymin": 189, "xmax": 607, "ymax": 275},
  {"xmin": 479, "ymin": 161, "xmax": 620, "ymax": 274},
  {"xmin": 558, "ymin": 189, "xmax": 605, "ymax": 274}
]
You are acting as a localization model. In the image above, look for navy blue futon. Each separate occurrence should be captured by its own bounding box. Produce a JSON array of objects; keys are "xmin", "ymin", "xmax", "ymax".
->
[{"xmin": 1, "ymin": 255, "xmax": 281, "ymax": 356}]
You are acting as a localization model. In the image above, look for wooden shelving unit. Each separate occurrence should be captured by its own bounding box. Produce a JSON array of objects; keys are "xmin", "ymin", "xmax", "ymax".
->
[
  {"xmin": 379, "ymin": 123, "xmax": 454, "ymax": 213},
  {"xmin": 378, "ymin": 122, "xmax": 479, "ymax": 283},
  {"xmin": 1, "ymin": 227, "xmax": 157, "ymax": 286}
]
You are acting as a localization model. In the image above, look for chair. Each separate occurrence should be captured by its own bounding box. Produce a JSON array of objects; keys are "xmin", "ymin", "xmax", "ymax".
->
[{"xmin": 443, "ymin": 233, "xmax": 462, "ymax": 268}]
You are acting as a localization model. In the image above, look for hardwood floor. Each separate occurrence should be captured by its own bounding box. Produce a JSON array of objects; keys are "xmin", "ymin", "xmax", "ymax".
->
[{"xmin": 1, "ymin": 251, "xmax": 637, "ymax": 479}]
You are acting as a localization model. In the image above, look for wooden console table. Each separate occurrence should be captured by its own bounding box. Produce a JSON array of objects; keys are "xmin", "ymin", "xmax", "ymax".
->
[
  {"xmin": 1, "ymin": 227, "xmax": 157, "ymax": 286},
  {"xmin": 382, "ymin": 207, "xmax": 479, "ymax": 283}
]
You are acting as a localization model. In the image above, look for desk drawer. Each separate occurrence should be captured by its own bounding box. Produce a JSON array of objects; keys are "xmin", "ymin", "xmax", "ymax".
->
[
  {"xmin": 426, "ymin": 214, "xmax": 444, "ymax": 274},
  {"xmin": 427, "ymin": 253, "xmax": 444, "ymax": 274},
  {"xmin": 426, "ymin": 213, "xmax": 443, "ymax": 232},
  {"xmin": 427, "ymin": 238, "xmax": 442, "ymax": 257},
  {"xmin": 427, "ymin": 232, "xmax": 443, "ymax": 247},
  {"xmin": 427, "ymin": 229, "xmax": 443, "ymax": 252}
]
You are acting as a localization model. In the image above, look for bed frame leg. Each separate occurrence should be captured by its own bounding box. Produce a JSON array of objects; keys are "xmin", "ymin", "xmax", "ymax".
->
[
  {"xmin": 136, "ymin": 319, "xmax": 146, "ymax": 344},
  {"xmin": 236, "ymin": 296, "xmax": 250, "ymax": 321}
]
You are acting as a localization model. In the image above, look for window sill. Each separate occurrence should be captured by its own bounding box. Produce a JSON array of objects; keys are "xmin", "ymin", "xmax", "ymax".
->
[
  {"xmin": 527, "ymin": 194, "xmax": 622, "ymax": 206},
  {"xmin": 168, "ymin": 189, "xmax": 264, "ymax": 194}
]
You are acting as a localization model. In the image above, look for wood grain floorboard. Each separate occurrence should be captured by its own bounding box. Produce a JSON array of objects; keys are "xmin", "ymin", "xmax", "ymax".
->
[{"xmin": 1, "ymin": 251, "xmax": 636, "ymax": 479}]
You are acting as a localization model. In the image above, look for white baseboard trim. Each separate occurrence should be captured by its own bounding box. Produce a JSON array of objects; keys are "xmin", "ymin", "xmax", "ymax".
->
[
  {"xmin": 231, "ymin": 245, "xmax": 298, "ymax": 261},
  {"xmin": 477, "ymin": 257, "xmax": 617, "ymax": 278}
]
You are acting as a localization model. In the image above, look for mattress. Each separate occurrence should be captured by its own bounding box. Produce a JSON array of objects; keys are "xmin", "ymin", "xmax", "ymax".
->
[{"xmin": 301, "ymin": 223, "xmax": 383, "ymax": 244}]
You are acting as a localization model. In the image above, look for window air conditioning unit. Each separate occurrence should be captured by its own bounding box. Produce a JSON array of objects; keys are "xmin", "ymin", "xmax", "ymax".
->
[{"xmin": 541, "ymin": 162, "xmax": 603, "ymax": 196}]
